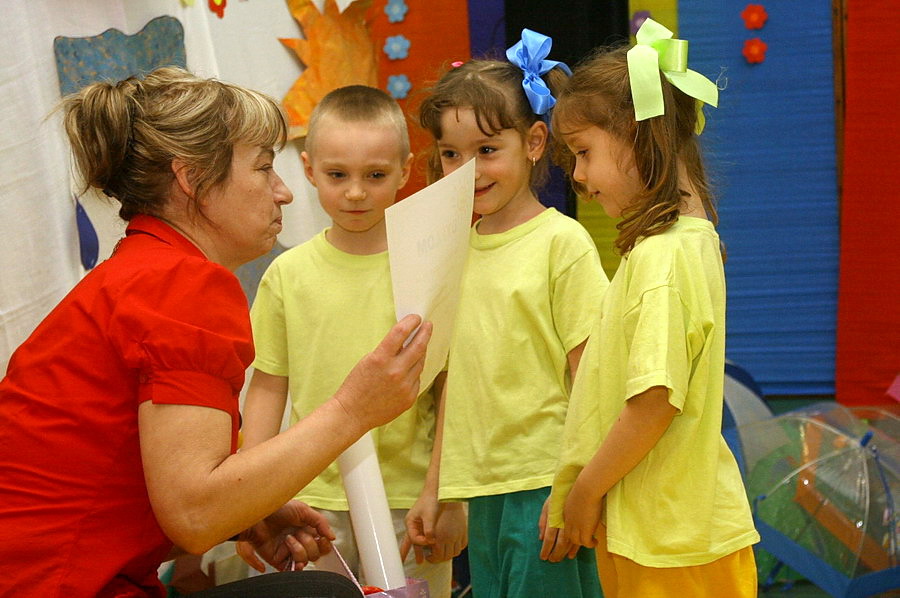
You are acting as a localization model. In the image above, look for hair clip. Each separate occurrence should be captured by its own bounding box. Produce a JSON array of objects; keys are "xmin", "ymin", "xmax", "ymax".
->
[
  {"xmin": 505, "ymin": 29, "xmax": 571, "ymax": 116},
  {"xmin": 627, "ymin": 18, "xmax": 718, "ymax": 133}
]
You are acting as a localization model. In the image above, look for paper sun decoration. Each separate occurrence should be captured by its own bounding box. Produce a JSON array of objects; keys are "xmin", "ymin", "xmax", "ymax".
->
[{"xmin": 280, "ymin": 0, "xmax": 378, "ymax": 139}]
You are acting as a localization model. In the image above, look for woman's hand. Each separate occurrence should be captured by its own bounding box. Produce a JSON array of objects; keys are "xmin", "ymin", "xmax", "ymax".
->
[
  {"xmin": 334, "ymin": 315, "xmax": 433, "ymax": 433},
  {"xmin": 235, "ymin": 500, "xmax": 335, "ymax": 572}
]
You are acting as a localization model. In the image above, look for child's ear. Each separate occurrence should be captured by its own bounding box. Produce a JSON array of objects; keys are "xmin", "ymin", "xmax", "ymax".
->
[
  {"xmin": 526, "ymin": 120, "xmax": 549, "ymax": 160},
  {"xmin": 398, "ymin": 152, "xmax": 413, "ymax": 188},
  {"xmin": 300, "ymin": 150, "xmax": 317, "ymax": 187}
]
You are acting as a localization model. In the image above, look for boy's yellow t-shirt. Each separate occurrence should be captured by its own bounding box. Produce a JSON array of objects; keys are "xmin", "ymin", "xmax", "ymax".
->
[
  {"xmin": 549, "ymin": 217, "xmax": 759, "ymax": 567},
  {"xmin": 251, "ymin": 230, "xmax": 436, "ymax": 510},
  {"xmin": 439, "ymin": 208, "xmax": 609, "ymax": 500}
]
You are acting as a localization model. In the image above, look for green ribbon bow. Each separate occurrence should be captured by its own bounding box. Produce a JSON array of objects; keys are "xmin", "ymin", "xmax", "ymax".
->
[{"xmin": 626, "ymin": 18, "xmax": 718, "ymax": 133}]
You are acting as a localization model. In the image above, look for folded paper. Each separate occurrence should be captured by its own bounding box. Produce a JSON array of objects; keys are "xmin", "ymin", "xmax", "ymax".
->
[{"xmin": 385, "ymin": 159, "xmax": 475, "ymax": 390}]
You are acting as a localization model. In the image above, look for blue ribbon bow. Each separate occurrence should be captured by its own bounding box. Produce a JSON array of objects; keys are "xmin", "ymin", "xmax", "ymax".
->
[{"xmin": 506, "ymin": 29, "xmax": 572, "ymax": 116}]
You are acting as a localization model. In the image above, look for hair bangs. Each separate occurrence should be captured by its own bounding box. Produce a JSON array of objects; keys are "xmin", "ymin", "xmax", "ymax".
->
[{"xmin": 226, "ymin": 87, "xmax": 288, "ymax": 152}]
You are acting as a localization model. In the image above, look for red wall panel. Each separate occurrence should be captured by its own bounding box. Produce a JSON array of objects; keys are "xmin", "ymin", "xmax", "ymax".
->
[{"xmin": 837, "ymin": 0, "xmax": 900, "ymax": 405}]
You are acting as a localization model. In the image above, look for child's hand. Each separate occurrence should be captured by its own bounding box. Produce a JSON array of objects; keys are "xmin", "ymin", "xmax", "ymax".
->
[
  {"xmin": 562, "ymin": 477, "xmax": 603, "ymax": 549},
  {"xmin": 539, "ymin": 496, "xmax": 576, "ymax": 562},
  {"xmin": 401, "ymin": 496, "xmax": 467, "ymax": 564},
  {"xmin": 428, "ymin": 501, "xmax": 467, "ymax": 563},
  {"xmin": 334, "ymin": 315, "xmax": 433, "ymax": 432},
  {"xmin": 401, "ymin": 491, "xmax": 438, "ymax": 563}
]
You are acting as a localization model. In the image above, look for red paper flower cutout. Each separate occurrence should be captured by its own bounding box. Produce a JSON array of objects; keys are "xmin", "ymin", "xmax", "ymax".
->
[
  {"xmin": 742, "ymin": 38, "xmax": 767, "ymax": 64},
  {"xmin": 209, "ymin": 0, "xmax": 226, "ymax": 18},
  {"xmin": 741, "ymin": 4, "xmax": 768, "ymax": 30}
]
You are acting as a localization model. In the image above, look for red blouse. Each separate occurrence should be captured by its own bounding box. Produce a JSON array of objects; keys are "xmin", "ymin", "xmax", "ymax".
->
[{"xmin": 0, "ymin": 216, "xmax": 254, "ymax": 597}]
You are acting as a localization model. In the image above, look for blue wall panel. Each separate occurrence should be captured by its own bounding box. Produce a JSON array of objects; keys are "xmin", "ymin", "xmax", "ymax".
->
[{"xmin": 679, "ymin": 2, "xmax": 839, "ymax": 395}]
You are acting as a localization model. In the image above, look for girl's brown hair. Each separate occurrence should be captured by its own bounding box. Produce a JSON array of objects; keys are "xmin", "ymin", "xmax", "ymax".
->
[
  {"xmin": 60, "ymin": 66, "xmax": 287, "ymax": 220},
  {"xmin": 418, "ymin": 58, "xmax": 568, "ymax": 186},
  {"xmin": 552, "ymin": 46, "xmax": 719, "ymax": 256}
]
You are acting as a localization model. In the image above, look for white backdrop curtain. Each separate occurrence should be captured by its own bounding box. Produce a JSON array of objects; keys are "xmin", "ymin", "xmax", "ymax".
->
[{"xmin": 0, "ymin": 0, "xmax": 346, "ymax": 373}]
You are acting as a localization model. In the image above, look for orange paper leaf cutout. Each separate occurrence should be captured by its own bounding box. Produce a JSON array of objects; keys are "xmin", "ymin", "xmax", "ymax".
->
[{"xmin": 281, "ymin": 0, "xmax": 378, "ymax": 138}]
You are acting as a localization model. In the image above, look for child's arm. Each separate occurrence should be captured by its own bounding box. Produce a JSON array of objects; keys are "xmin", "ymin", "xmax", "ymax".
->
[
  {"xmin": 539, "ymin": 339, "xmax": 589, "ymax": 562},
  {"xmin": 401, "ymin": 373, "xmax": 468, "ymax": 564},
  {"xmin": 563, "ymin": 385, "xmax": 677, "ymax": 551},
  {"xmin": 567, "ymin": 339, "xmax": 588, "ymax": 382},
  {"xmin": 241, "ymin": 369, "xmax": 289, "ymax": 450}
]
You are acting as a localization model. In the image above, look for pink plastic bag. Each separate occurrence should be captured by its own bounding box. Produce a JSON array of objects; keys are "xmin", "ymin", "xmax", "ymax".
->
[
  {"xmin": 363, "ymin": 577, "xmax": 430, "ymax": 598},
  {"xmin": 311, "ymin": 547, "xmax": 430, "ymax": 598}
]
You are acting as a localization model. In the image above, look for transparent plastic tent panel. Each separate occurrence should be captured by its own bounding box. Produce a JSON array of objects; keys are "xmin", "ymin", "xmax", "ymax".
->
[
  {"xmin": 737, "ymin": 403, "xmax": 899, "ymax": 582},
  {"xmin": 849, "ymin": 407, "xmax": 900, "ymax": 444}
]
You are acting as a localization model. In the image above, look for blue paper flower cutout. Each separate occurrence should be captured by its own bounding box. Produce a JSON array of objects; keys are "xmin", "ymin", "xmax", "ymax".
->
[
  {"xmin": 387, "ymin": 74, "xmax": 411, "ymax": 99},
  {"xmin": 384, "ymin": 35, "xmax": 410, "ymax": 61},
  {"xmin": 384, "ymin": 0, "xmax": 408, "ymax": 23}
]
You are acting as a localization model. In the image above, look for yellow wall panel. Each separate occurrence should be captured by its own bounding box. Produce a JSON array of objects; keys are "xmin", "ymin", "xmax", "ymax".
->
[{"xmin": 629, "ymin": 0, "xmax": 678, "ymax": 34}]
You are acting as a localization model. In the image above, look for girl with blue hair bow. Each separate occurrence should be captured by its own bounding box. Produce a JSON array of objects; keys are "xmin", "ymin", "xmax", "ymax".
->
[{"xmin": 411, "ymin": 29, "xmax": 608, "ymax": 598}]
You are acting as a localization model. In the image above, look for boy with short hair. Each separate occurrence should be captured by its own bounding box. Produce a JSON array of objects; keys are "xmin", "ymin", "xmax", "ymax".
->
[{"xmin": 241, "ymin": 85, "xmax": 462, "ymax": 597}]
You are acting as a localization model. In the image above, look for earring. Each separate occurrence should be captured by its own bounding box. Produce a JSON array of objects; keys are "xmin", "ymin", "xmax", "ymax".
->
[{"xmin": 530, "ymin": 156, "xmax": 536, "ymax": 166}]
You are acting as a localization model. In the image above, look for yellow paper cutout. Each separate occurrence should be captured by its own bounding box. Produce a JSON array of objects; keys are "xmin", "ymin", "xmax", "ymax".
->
[{"xmin": 280, "ymin": 0, "xmax": 378, "ymax": 139}]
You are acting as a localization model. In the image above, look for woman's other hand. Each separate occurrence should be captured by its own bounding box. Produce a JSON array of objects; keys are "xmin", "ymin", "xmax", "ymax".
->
[{"xmin": 235, "ymin": 500, "xmax": 335, "ymax": 572}]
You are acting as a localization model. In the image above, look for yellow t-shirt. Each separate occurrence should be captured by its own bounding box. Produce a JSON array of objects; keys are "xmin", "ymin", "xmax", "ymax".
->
[
  {"xmin": 549, "ymin": 217, "xmax": 759, "ymax": 567},
  {"xmin": 439, "ymin": 208, "xmax": 608, "ymax": 500},
  {"xmin": 251, "ymin": 231, "xmax": 436, "ymax": 510}
]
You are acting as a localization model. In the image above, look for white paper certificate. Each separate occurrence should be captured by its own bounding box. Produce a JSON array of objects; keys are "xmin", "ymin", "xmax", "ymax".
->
[{"xmin": 385, "ymin": 158, "xmax": 475, "ymax": 389}]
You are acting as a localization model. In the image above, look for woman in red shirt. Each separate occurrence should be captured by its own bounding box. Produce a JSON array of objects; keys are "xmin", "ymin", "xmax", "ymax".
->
[{"xmin": 0, "ymin": 66, "xmax": 431, "ymax": 597}]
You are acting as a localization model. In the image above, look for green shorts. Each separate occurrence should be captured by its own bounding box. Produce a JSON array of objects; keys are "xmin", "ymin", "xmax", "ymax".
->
[{"xmin": 468, "ymin": 487, "xmax": 602, "ymax": 598}]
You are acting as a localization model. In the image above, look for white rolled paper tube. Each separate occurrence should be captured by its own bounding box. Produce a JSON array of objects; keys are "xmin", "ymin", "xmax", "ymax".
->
[{"xmin": 337, "ymin": 431, "xmax": 406, "ymax": 590}]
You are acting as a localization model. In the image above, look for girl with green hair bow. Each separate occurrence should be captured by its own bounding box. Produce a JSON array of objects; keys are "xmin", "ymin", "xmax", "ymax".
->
[{"xmin": 544, "ymin": 19, "xmax": 760, "ymax": 598}]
